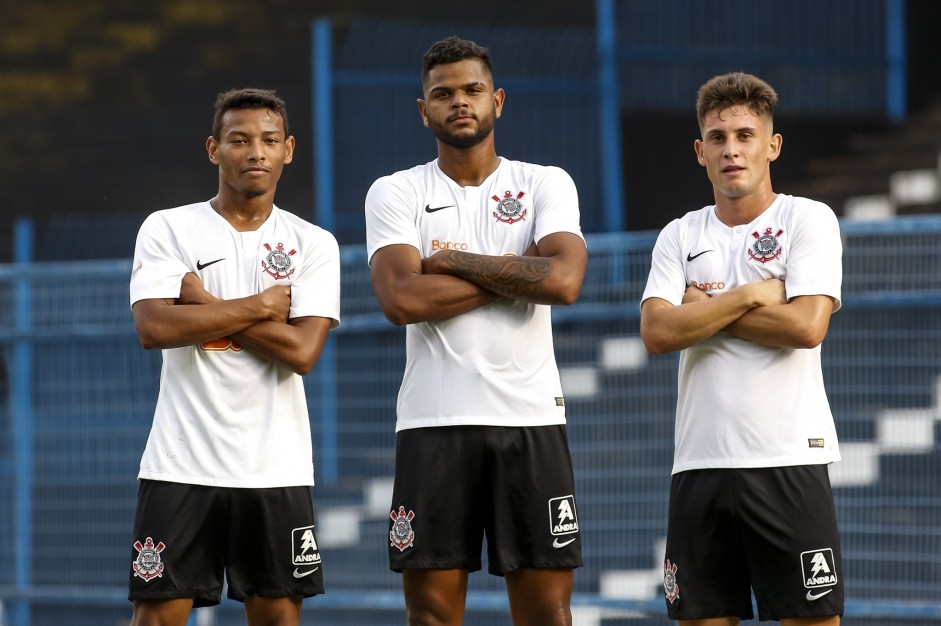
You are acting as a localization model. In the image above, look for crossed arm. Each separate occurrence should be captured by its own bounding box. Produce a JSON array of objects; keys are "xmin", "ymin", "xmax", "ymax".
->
[
  {"xmin": 369, "ymin": 231, "xmax": 587, "ymax": 326},
  {"xmin": 640, "ymin": 279, "xmax": 835, "ymax": 354},
  {"xmin": 131, "ymin": 274, "xmax": 332, "ymax": 375}
]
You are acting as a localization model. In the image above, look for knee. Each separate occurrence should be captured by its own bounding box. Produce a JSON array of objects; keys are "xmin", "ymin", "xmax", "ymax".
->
[{"xmin": 405, "ymin": 601, "xmax": 463, "ymax": 626}]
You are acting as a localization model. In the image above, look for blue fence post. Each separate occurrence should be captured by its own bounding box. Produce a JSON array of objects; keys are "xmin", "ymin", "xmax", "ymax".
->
[
  {"xmin": 11, "ymin": 217, "xmax": 35, "ymax": 626},
  {"xmin": 885, "ymin": 0, "xmax": 907, "ymax": 122},
  {"xmin": 595, "ymin": 0, "xmax": 626, "ymax": 233},
  {"xmin": 311, "ymin": 17, "xmax": 339, "ymax": 484}
]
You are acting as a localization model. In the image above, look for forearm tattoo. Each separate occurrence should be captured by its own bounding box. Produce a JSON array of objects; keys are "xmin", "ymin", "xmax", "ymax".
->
[{"xmin": 447, "ymin": 251, "xmax": 552, "ymax": 301}]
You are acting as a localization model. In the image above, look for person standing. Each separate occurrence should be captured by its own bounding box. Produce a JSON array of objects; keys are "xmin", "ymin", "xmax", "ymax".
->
[
  {"xmin": 365, "ymin": 36, "xmax": 587, "ymax": 626},
  {"xmin": 128, "ymin": 88, "xmax": 340, "ymax": 625},
  {"xmin": 640, "ymin": 72, "xmax": 844, "ymax": 625}
]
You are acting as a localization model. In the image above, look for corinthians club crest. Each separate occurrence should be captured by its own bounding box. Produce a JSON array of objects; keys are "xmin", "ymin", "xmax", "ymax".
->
[
  {"xmin": 261, "ymin": 242, "xmax": 297, "ymax": 280},
  {"xmin": 492, "ymin": 190, "xmax": 527, "ymax": 224},
  {"xmin": 389, "ymin": 506, "xmax": 416, "ymax": 552},
  {"xmin": 132, "ymin": 537, "xmax": 166, "ymax": 582},
  {"xmin": 748, "ymin": 227, "xmax": 784, "ymax": 263},
  {"xmin": 663, "ymin": 559, "xmax": 680, "ymax": 604}
]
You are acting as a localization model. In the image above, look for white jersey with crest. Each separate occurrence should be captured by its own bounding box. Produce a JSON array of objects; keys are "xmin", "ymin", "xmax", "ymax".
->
[
  {"xmin": 130, "ymin": 201, "xmax": 341, "ymax": 487},
  {"xmin": 642, "ymin": 194, "xmax": 842, "ymax": 474},
  {"xmin": 365, "ymin": 157, "xmax": 584, "ymax": 432}
]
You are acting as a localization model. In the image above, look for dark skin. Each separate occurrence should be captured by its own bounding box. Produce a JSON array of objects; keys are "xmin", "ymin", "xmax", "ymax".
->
[
  {"xmin": 370, "ymin": 58, "xmax": 587, "ymax": 626},
  {"xmin": 130, "ymin": 107, "xmax": 330, "ymax": 626}
]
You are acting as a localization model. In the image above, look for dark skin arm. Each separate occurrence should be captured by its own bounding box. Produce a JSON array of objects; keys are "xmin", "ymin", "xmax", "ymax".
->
[
  {"xmin": 421, "ymin": 231, "xmax": 586, "ymax": 305},
  {"xmin": 132, "ymin": 273, "xmax": 332, "ymax": 375},
  {"xmin": 370, "ymin": 232, "xmax": 586, "ymax": 326}
]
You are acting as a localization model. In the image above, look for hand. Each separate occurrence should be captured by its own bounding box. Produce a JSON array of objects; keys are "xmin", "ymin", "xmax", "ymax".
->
[
  {"xmin": 682, "ymin": 285, "xmax": 709, "ymax": 304},
  {"xmin": 177, "ymin": 273, "xmax": 217, "ymax": 305},
  {"xmin": 256, "ymin": 284, "xmax": 292, "ymax": 324},
  {"xmin": 522, "ymin": 242, "xmax": 540, "ymax": 257},
  {"xmin": 744, "ymin": 278, "xmax": 787, "ymax": 307},
  {"xmin": 421, "ymin": 249, "xmax": 455, "ymax": 276}
]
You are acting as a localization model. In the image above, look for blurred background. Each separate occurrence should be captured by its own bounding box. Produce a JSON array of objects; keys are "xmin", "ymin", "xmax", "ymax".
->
[{"xmin": 1, "ymin": 1, "xmax": 941, "ymax": 625}]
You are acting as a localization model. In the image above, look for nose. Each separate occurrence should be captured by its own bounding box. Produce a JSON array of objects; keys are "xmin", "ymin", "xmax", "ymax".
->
[
  {"xmin": 723, "ymin": 140, "xmax": 738, "ymax": 159},
  {"xmin": 450, "ymin": 92, "xmax": 469, "ymax": 108},
  {"xmin": 248, "ymin": 138, "xmax": 266, "ymax": 161}
]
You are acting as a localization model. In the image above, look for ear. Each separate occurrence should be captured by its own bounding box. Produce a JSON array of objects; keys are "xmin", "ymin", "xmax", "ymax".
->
[
  {"xmin": 206, "ymin": 136, "xmax": 220, "ymax": 164},
  {"xmin": 416, "ymin": 99, "xmax": 429, "ymax": 127},
  {"xmin": 283, "ymin": 135, "xmax": 296, "ymax": 164},
  {"xmin": 768, "ymin": 133, "xmax": 783, "ymax": 163},
  {"xmin": 493, "ymin": 88, "xmax": 505, "ymax": 119},
  {"xmin": 693, "ymin": 139, "xmax": 706, "ymax": 167}
]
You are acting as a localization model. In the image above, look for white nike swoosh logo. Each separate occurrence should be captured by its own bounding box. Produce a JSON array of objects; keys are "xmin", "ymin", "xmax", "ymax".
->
[
  {"xmin": 805, "ymin": 588, "xmax": 833, "ymax": 601},
  {"xmin": 293, "ymin": 567, "xmax": 319, "ymax": 578},
  {"xmin": 552, "ymin": 537, "xmax": 576, "ymax": 549}
]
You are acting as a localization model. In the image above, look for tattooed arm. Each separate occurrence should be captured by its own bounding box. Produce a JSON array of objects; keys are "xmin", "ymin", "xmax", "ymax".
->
[{"xmin": 422, "ymin": 231, "xmax": 587, "ymax": 306}]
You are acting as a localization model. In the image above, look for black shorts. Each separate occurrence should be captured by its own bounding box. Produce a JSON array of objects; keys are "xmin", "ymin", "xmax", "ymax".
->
[
  {"xmin": 664, "ymin": 465, "xmax": 843, "ymax": 621},
  {"xmin": 128, "ymin": 480, "xmax": 324, "ymax": 607},
  {"xmin": 388, "ymin": 425, "xmax": 583, "ymax": 575}
]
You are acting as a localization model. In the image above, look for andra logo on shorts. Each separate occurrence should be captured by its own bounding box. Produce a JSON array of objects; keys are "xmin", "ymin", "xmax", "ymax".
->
[
  {"xmin": 292, "ymin": 525, "xmax": 321, "ymax": 577},
  {"xmin": 800, "ymin": 548, "xmax": 838, "ymax": 601},
  {"xmin": 548, "ymin": 495, "xmax": 579, "ymax": 548}
]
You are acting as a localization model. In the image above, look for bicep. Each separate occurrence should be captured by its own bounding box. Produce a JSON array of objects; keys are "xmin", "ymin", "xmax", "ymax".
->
[{"xmin": 369, "ymin": 244, "xmax": 423, "ymax": 306}]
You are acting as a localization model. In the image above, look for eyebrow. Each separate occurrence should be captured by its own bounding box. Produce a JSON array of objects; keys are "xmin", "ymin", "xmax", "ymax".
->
[{"xmin": 429, "ymin": 81, "xmax": 486, "ymax": 93}]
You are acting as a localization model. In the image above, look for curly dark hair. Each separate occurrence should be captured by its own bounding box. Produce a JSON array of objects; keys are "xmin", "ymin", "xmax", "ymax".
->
[
  {"xmin": 211, "ymin": 88, "xmax": 289, "ymax": 139},
  {"xmin": 695, "ymin": 72, "xmax": 777, "ymax": 130},
  {"xmin": 421, "ymin": 36, "xmax": 493, "ymax": 85}
]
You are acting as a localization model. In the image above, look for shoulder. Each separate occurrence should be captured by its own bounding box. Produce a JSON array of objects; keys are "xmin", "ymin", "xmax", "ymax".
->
[
  {"xmin": 368, "ymin": 161, "xmax": 436, "ymax": 196},
  {"xmin": 273, "ymin": 208, "xmax": 339, "ymax": 247},
  {"xmin": 138, "ymin": 201, "xmax": 207, "ymax": 231},
  {"xmin": 502, "ymin": 158, "xmax": 573, "ymax": 183},
  {"xmin": 777, "ymin": 194, "xmax": 840, "ymax": 228}
]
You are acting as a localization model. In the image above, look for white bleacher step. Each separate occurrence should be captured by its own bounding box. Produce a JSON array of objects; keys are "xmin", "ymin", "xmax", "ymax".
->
[
  {"xmin": 843, "ymin": 195, "xmax": 895, "ymax": 221},
  {"xmin": 877, "ymin": 407, "xmax": 937, "ymax": 454},
  {"xmin": 829, "ymin": 442, "xmax": 879, "ymax": 487},
  {"xmin": 600, "ymin": 336, "xmax": 648, "ymax": 371},
  {"xmin": 364, "ymin": 476, "xmax": 395, "ymax": 518},
  {"xmin": 560, "ymin": 366, "xmax": 599, "ymax": 399},
  {"xmin": 890, "ymin": 169, "xmax": 941, "ymax": 206},
  {"xmin": 317, "ymin": 506, "xmax": 362, "ymax": 548}
]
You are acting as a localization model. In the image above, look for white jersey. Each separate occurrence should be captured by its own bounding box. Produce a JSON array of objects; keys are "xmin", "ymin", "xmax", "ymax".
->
[
  {"xmin": 365, "ymin": 157, "xmax": 584, "ymax": 431},
  {"xmin": 130, "ymin": 201, "xmax": 341, "ymax": 487},
  {"xmin": 642, "ymin": 194, "xmax": 842, "ymax": 474}
]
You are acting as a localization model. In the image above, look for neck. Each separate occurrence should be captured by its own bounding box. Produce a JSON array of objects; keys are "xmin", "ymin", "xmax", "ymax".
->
[
  {"xmin": 211, "ymin": 189, "xmax": 275, "ymax": 231},
  {"xmin": 436, "ymin": 140, "xmax": 500, "ymax": 187},
  {"xmin": 714, "ymin": 185, "xmax": 777, "ymax": 227}
]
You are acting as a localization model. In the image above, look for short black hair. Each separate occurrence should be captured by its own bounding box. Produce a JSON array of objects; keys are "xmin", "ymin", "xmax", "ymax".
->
[
  {"xmin": 421, "ymin": 36, "xmax": 493, "ymax": 85},
  {"xmin": 211, "ymin": 88, "xmax": 289, "ymax": 139}
]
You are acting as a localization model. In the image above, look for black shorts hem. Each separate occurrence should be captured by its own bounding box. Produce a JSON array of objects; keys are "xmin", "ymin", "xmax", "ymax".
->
[
  {"xmin": 489, "ymin": 558, "xmax": 584, "ymax": 576},
  {"xmin": 128, "ymin": 589, "xmax": 221, "ymax": 608},
  {"xmin": 227, "ymin": 587, "xmax": 325, "ymax": 602},
  {"xmin": 391, "ymin": 559, "xmax": 483, "ymax": 573}
]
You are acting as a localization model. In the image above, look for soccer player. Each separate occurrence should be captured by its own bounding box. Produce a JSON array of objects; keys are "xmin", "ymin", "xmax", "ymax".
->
[
  {"xmin": 640, "ymin": 72, "xmax": 844, "ymax": 625},
  {"xmin": 128, "ymin": 88, "xmax": 340, "ymax": 626},
  {"xmin": 365, "ymin": 36, "xmax": 587, "ymax": 626}
]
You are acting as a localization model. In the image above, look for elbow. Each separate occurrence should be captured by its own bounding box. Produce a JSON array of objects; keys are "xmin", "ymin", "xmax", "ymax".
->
[
  {"xmin": 135, "ymin": 326, "xmax": 166, "ymax": 350},
  {"xmin": 641, "ymin": 335, "xmax": 672, "ymax": 356},
  {"xmin": 377, "ymin": 297, "xmax": 415, "ymax": 326},
  {"xmin": 549, "ymin": 274, "xmax": 583, "ymax": 306},
  {"xmin": 793, "ymin": 327, "xmax": 826, "ymax": 350}
]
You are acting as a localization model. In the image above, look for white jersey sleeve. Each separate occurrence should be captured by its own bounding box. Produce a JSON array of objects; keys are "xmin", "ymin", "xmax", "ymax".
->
[
  {"xmin": 531, "ymin": 166, "xmax": 584, "ymax": 244},
  {"xmin": 641, "ymin": 217, "xmax": 688, "ymax": 307},
  {"xmin": 365, "ymin": 172, "xmax": 422, "ymax": 264},
  {"xmin": 129, "ymin": 209, "xmax": 195, "ymax": 306},
  {"xmin": 289, "ymin": 226, "xmax": 341, "ymax": 327},
  {"xmin": 783, "ymin": 200, "xmax": 842, "ymax": 312}
]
